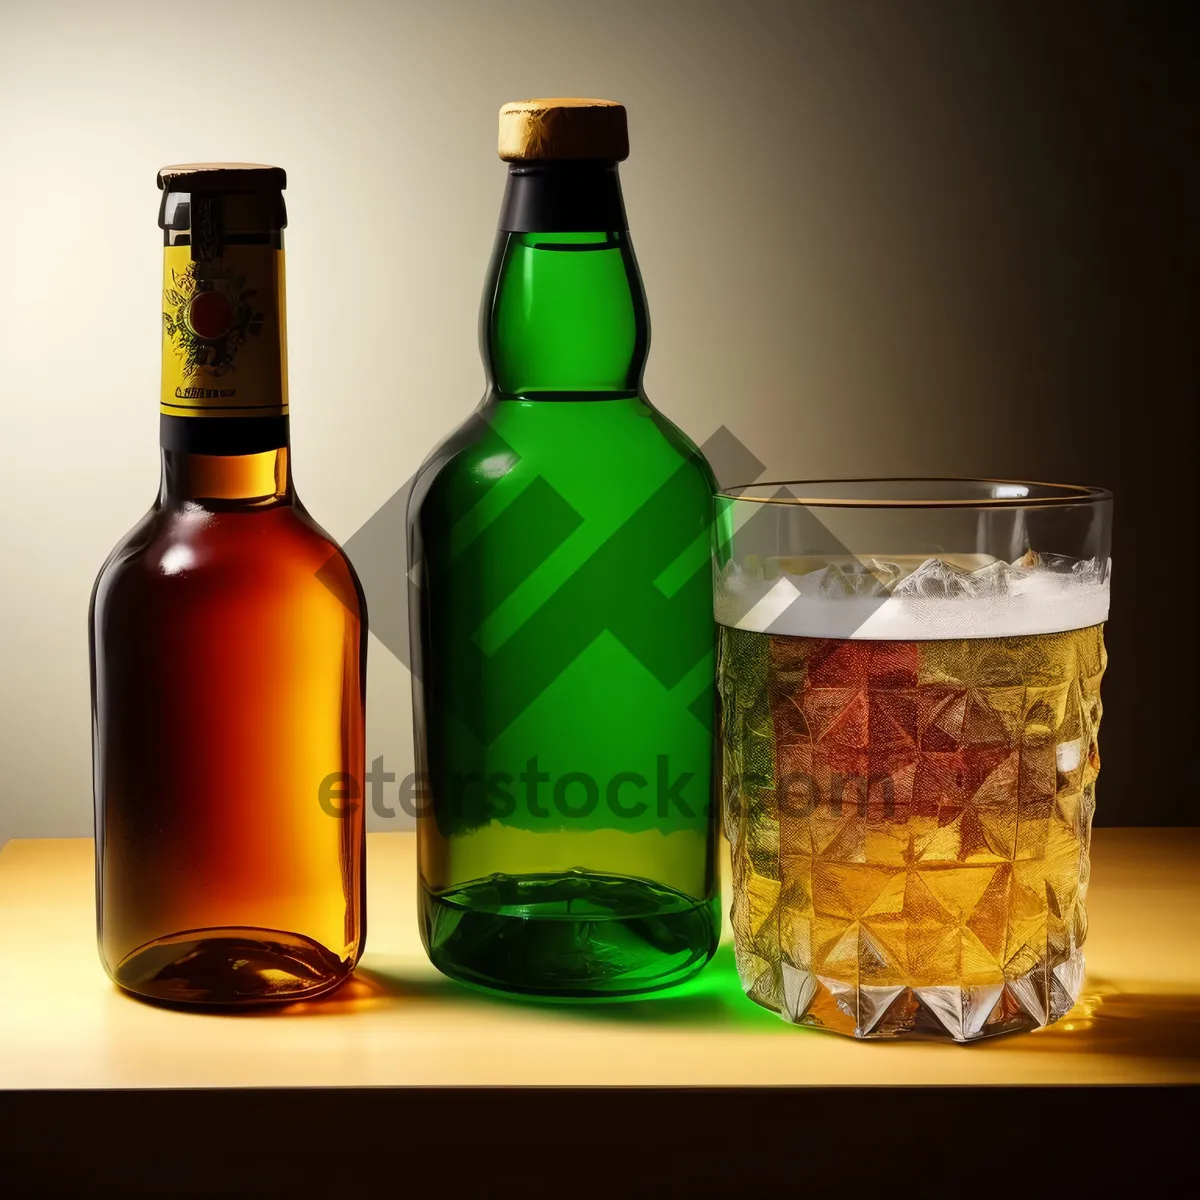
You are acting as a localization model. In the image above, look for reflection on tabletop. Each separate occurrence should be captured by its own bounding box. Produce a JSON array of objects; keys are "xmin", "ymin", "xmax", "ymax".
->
[{"xmin": 194, "ymin": 944, "xmax": 1200, "ymax": 1065}]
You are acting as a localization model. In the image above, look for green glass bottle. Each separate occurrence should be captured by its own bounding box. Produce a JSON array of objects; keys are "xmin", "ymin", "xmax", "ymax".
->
[{"xmin": 408, "ymin": 99, "xmax": 720, "ymax": 998}]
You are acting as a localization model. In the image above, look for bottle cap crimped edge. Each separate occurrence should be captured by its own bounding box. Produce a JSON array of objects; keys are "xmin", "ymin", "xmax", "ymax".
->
[{"xmin": 157, "ymin": 163, "xmax": 287, "ymax": 191}]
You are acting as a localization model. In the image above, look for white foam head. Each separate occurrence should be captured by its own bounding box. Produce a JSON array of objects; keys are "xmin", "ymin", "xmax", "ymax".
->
[{"xmin": 714, "ymin": 553, "xmax": 1111, "ymax": 640}]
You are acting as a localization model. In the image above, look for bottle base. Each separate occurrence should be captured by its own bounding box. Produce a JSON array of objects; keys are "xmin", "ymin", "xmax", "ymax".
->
[
  {"xmin": 109, "ymin": 926, "xmax": 354, "ymax": 1007},
  {"xmin": 421, "ymin": 871, "xmax": 720, "ymax": 999},
  {"xmin": 741, "ymin": 949, "xmax": 1086, "ymax": 1041}
]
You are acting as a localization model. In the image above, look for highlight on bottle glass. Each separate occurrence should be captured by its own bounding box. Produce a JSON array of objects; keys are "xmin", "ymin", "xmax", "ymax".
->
[{"xmin": 714, "ymin": 479, "xmax": 1112, "ymax": 1040}]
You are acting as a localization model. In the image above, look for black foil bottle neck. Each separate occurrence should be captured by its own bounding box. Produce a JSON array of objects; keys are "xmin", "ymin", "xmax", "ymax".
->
[
  {"xmin": 158, "ymin": 187, "xmax": 287, "ymax": 249},
  {"xmin": 498, "ymin": 161, "xmax": 628, "ymax": 233},
  {"xmin": 159, "ymin": 414, "xmax": 289, "ymax": 455}
]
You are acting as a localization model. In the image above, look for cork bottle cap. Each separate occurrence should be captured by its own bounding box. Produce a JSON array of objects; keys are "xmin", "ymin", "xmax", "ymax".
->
[
  {"xmin": 498, "ymin": 99, "xmax": 629, "ymax": 163},
  {"xmin": 157, "ymin": 163, "xmax": 287, "ymax": 191}
]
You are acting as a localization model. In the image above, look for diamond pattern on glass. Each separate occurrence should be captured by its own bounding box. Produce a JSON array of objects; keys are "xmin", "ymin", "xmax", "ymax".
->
[{"xmin": 721, "ymin": 625, "xmax": 1105, "ymax": 1040}]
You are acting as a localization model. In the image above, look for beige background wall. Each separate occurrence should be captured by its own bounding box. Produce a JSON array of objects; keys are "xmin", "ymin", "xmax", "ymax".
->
[{"xmin": 0, "ymin": 0, "xmax": 1192, "ymax": 844}]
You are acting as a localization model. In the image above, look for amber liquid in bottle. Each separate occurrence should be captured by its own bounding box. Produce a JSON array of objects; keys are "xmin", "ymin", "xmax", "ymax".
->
[{"xmin": 89, "ymin": 167, "xmax": 366, "ymax": 1005}]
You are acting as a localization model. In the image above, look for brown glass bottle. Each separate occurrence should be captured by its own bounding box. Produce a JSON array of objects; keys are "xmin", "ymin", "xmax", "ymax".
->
[{"xmin": 89, "ymin": 164, "xmax": 366, "ymax": 1005}]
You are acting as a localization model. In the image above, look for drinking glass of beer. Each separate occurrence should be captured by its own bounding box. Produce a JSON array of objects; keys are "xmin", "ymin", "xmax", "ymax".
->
[{"xmin": 715, "ymin": 479, "xmax": 1112, "ymax": 1040}]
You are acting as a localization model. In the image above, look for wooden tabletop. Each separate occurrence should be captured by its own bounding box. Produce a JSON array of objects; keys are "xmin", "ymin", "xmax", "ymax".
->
[{"xmin": 1, "ymin": 828, "xmax": 1197, "ymax": 1090}]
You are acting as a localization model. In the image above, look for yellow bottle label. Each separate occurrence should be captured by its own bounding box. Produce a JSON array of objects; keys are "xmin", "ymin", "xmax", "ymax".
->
[{"xmin": 160, "ymin": 244, "xmax": 288, "ymax": 417}]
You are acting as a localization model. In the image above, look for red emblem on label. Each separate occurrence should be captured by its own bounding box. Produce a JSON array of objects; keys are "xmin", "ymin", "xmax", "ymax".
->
[{"xmin": 186, "ymin": 289, "xmax": 235, "ymax": 341}]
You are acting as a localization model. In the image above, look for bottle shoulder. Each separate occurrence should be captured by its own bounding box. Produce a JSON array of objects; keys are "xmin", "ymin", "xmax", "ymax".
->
[
  {"xmin": 411, "ymin": 395, "xmax": 715, "ymax": 513},
  {"xmin": 641, "ymin": 405, "xmax": 718, "ymax": 491},
  {"xmin": 92, "ymin": 500, "xmax": 363, "ymax": 616}
]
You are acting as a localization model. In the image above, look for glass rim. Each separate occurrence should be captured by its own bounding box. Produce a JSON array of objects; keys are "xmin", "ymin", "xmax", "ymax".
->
[{"xmin": 716, "ymin": 477, "xmax": 1113, "ymax": 510}]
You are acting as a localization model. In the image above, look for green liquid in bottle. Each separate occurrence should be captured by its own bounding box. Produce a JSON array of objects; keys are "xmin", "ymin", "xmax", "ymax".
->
[{"xmin": 408, "ymin": 174, "xmax": 720, "ymax": 997}]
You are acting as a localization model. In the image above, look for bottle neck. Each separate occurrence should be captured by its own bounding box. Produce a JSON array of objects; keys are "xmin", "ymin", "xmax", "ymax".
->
[
  {"xmin": 157, "ymin": 186, "xmax": 291, "ymax": 493},
  {"xmin": 160, "ymin": 445, "xmax": 292, "ymax": 505},
  {"xmin": 483, "ymin": 162, "xmax": 648, "ymax": 398}
]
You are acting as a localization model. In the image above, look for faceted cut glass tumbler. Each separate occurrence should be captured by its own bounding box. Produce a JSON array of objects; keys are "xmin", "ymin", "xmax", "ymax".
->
[{"xmin": 714, "ymin": 479, "xmax": 1112, "ymax": 1040}]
